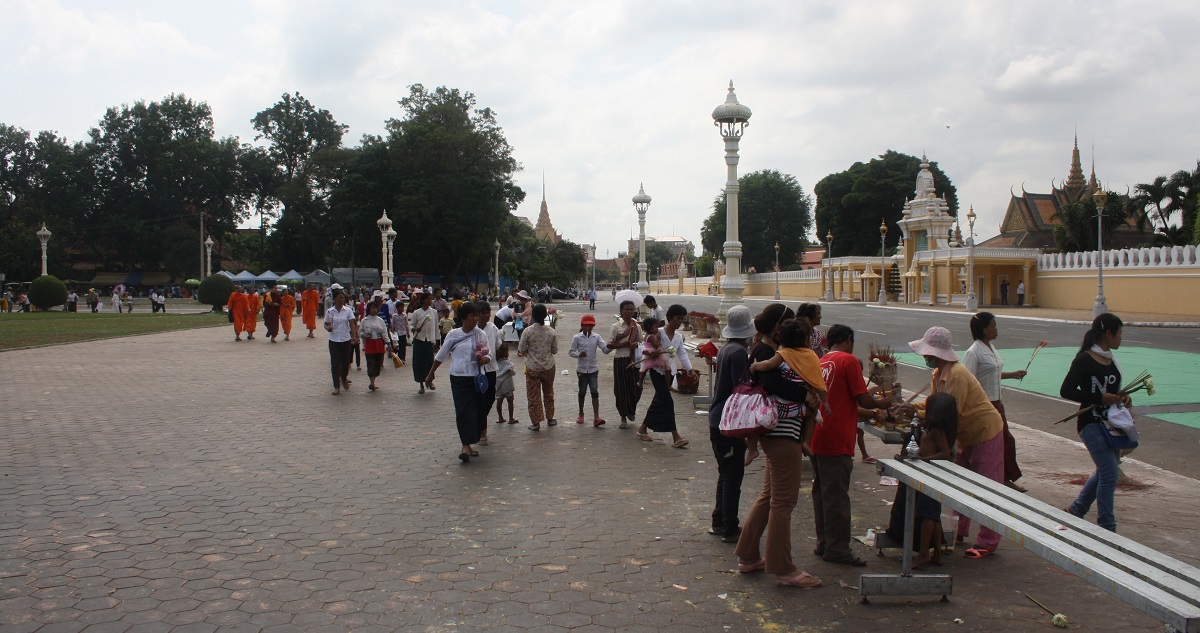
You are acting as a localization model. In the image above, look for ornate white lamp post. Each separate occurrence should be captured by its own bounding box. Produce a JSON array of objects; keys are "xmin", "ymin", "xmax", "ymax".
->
[
  {"xmin": 376, "ymin": 211, "xmax": 393, "ymax": 289},
  {"xmin": 36, "ymin": 223, "xmax": 52, "ymax": 276},
  {"xmin": 965, "ymin": 206, "xmax": 978, "ymax": 312},
  {"xmin": 774, "ymin": 241, "xmax": 781, "ymax": 300},
  {"xmin": 877, "ymin": 219, "xmax": 888, "ymax": 305},
  {"xmin": 204, "ymin": 235, "xmax": 214, "ymax": 277},
  {"xmin": 823, "ymin": 231, "xmax": 834, "ymax": 301},
  {"xmin": 385, "ymin": 228, "xmax": 396, "ymax": 289},
  {"xmin": 494, "ymin": 239, "xmax": 501, "ymax": 294},
  {"xmin": 712, "ymin": 81, "xmax": 752, "ymax": 326},
  {"xmin": 1093, "ymin": 187, "xmax": 1109, "ymax": 318},
  {"xmin": 633, "ymin": 184, "xmax": 651, "ymax": 288}
]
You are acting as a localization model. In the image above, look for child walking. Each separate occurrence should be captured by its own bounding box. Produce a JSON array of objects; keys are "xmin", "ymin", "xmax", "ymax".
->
[
  {"xmin": 637, "ymin": 317, "xmax": 670, "ymax": 389},
  {"xmin": 438, "ymin": 307, "xmax": 455, "ymax": 347},
  {"xmin": 494, "ymin": 344, "xmax": 517, "ymax": 425},
  {"xmin": 569, "ymin": 314, "xmax": 611, "ymax": 427},
  {"xmin": 909, "ymin": 392, "xmax": 958, "ymax": 569}
]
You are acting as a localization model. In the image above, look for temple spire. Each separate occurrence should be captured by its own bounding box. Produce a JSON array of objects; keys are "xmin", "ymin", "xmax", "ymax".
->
[{"xmin": 1065, "ymin": 133, "xmax": 1087, "ymax": 200}]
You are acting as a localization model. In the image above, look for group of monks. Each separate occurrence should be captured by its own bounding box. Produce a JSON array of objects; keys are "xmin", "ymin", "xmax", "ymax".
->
[{"xmin": 227, "ymin": 284, "xmax": 323, "ymax": 343}]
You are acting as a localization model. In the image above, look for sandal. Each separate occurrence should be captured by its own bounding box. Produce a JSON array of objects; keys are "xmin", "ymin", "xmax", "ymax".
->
[
  {"xmin": 672, "ymin": 439, "xmax": 690, "ymax": 449},
  {"xmin": 576, "ymin": 415, "xmax": 586, "ymax": 424},
  {"xmin": 776, "ymin": 571, "xmax": 822, "ymax": 588},
  {"xmin": 737, "ymin": 559, "xmax": 765, "ymax": 573},
  {"xmin": 547, "ymin": 419, "xmax": 558, "ymax": 426},
  {"xmin": 509, "ymin": 418, "xmax": 520, "ymax": 425},
  {"xmin": 458, "ymin": 452, "xmax": 470, "ymax": 463},
  {"xmin": 636, "ymin": 433, "xmax": 652, "ymax": 441},
  {"xmin": 861, "ymin": 456, "xmax": 877, "ymax": 464},
  {"xmin": 469, "ymin": 449, "xmax": 480, "ymax": 457},
  {"xmin": 478, "ymin": 438, "xmax": 489, "ymax": 446},
  {"xmin": 593, "ymin": 418, "xmax": 606, "ymax": 428},
  {"xmin": 963, "ymin": 548, "xmax": 993, "ymax": 559},
  {"xmin": 528, "ymin": 425, "xmax": 541, "ymax": 431}
]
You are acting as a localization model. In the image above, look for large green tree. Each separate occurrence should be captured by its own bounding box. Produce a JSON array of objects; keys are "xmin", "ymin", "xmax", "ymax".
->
[
  {"xmin": 700, "ymin": 169, "xmax": 813, "ymax": 273},
  {"xmin": 1051, "ymin": 190, "xmax": 1129, "ymax": 252},
  {"xmin": 814, "ymin": 151, "xmax": 957, "ymax": 257},
  {"xmin": 331, "ymin": 84, "xmax": 525, "ymax": 282}
]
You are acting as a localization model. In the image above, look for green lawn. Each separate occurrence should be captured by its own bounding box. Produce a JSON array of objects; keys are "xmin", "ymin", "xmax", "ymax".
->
[{"xmin": 0, "ymin": 310, "xmax": 227, "ymax": 351}]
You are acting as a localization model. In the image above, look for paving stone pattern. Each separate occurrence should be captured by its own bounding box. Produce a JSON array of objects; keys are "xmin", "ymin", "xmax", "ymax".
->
[{"xmin": 0, "ymin": 313, "xmax": 1170, "ymax": 631}]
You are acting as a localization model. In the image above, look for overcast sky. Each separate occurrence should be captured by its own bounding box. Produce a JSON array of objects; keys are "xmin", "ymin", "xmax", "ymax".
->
[{"xmin": 4, "ymin": 0, "xmax": 1199, "ymax": 261}]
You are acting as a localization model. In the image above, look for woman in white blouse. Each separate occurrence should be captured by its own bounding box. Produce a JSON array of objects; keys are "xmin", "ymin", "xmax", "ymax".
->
[
  {"xmin": 962, "ymin": 312, "xmax": 1028, "ymax": 492},
  {"xmin": 425, "ymin": 302, "xmax": 491, "ymax": 463}
]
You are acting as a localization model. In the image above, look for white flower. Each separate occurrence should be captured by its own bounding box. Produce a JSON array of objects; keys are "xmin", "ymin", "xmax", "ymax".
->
[
  {"xmin": 1144, "ymin": 378, "xmax": 1156, "ymax": 396},
  {"xmin": 1052, "ymin": 613, "xmax": 1068, "ymax": 628},
  {"xmin": 666, "ymin": 346, "xmax": 677, "ymax": 358}
]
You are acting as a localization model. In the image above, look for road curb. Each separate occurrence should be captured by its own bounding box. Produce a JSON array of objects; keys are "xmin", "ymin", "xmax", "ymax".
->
[{"xmin": 861, "ymin": 303, "xmax": 1200, "ymax": 328}]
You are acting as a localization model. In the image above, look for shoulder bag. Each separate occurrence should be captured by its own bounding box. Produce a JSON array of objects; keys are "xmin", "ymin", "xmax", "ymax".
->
[{"xmin": 719, "ymin": 362, "xmax": 778, "ymax": 438}]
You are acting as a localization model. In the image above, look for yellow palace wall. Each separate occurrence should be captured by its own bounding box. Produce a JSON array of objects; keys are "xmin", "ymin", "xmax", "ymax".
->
[{"xmin": 1035, "ymin": 268, "xmax": 1200, "ymax": 317}]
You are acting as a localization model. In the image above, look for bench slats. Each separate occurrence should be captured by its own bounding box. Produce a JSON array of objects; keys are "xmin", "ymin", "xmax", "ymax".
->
[
  {"xmin": 931, "ymin": 459, "xmax": 1200, "ymax": 591},
  {"xmin": 881, "ymin": 459, "xmax": 1200, "ymax": 633}
]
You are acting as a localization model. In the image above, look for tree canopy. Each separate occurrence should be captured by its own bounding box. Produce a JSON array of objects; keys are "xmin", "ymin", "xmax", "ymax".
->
[
  {"xmin": 700, "ymin": 169, "xmax": 814, "ymax": 273},
  {"xmin": 814, "ymin": 151, "xmax": 957, "ymax": 257}
]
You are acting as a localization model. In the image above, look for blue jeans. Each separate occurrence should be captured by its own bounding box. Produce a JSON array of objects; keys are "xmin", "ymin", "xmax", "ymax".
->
[{"xmin": 1070, "ymin": 422, "xmax": 1121, "ymax": 532}]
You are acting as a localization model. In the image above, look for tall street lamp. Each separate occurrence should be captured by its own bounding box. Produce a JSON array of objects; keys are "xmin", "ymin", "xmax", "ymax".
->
[
  {"xmin": 712, "ymin": 80, "xmax": 752, "ymax": 328},
  {"xmin": 376, "ymin": 211, "xmax": 393, "ymax": 289},
  {"xmin": 204, "ymin": 235, "xmax": 214, "ymax": 277},
  {"xmin": 36, "ymin": 223, "xmax": 52, "ymax": 276},
  {"xmin": 965, "ymin": 206, "xmax": 978, "ymax": 312},
  {"xmin": 385, "ymin": 228, "xmax": 397, "ymax": 289},
  {"xmin": 494, "ymin": 239, "xmax": 501, "ymax": 294},
  {"xmin": 1093, "ymin": 187, "xmax": 1109, "ymax": 318},
  {"xmin": 877, "ymin": 219, "xmax": 888, "ymax": 305},
  {"xmin": 823, "ymin": 231, "xmax": 834, "ymax": 301},
  {"xmin": 633, "ymin": 184, "xmax": 651, "ymax": 288},
  {"xmin": 774, "ymin": 241, "xmax": 781, "ymax": 300}
]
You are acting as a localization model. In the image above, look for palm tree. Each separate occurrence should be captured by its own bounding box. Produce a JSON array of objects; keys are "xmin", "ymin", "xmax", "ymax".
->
[
  {"xmin": 1167, "ymin": 161, "xmax": 1200, "ymax": 236},
  {"xmin": 1134, "ymin": 175, "xmax": 1171, "ymax": 232}
]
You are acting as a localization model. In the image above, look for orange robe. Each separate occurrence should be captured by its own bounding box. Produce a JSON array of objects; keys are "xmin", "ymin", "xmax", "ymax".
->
[
  {"xmin": 301, "ymin": 289, "xmax": 319, "ymax": 330},
  {"xmin": 227, "ymin": 291, "xmax": 249, "ymax": 335},
  {"xmin": 280, "ymin": 294, "xmax": 296, "ymax": 335},
  {"xmin": 245, "ymin": 292, "xmax": 260, "ymax": 333}
]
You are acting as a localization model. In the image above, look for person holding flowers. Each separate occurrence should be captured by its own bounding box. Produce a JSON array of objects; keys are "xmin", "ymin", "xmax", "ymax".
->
[
  {"xmin": 636, "ymin": 304, "xmax": 694, "ymax": 448},
  {"xmin": 962, "ymin": 312, "xmax": 1029, "ymax": 492},
  {"xmin": 1059, "ymin": 312, "xmax": 1131, "ymax": 532}
]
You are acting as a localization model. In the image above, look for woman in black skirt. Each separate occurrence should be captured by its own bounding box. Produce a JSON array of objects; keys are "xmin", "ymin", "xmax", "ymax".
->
[{"xmin": 636, "ymin": 304, "xmax": 694, "ymax": 448}]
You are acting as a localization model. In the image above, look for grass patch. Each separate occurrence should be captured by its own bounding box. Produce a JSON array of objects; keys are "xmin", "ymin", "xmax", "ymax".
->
[{"xmin": 0, "ymin": 310, "xmax": 228, "ymax": 351}]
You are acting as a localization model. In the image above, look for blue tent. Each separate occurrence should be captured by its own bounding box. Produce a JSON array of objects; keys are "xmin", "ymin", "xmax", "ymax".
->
[
  {"xmin": 279, "ymin": 269, "xmax": 305, "ymax": 282},
  {"xmin": 257, "ymin": 270, "xmax": 280, "ymax": 282},
  {"xmin": 217, "ymin": 270, "xmax": 235, "ymax": 278},
  {"xmin": 231, "ymin": 270, "xmax": 258, "ymax": 282}
]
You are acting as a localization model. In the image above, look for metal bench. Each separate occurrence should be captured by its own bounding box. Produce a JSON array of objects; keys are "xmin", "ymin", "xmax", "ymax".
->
[{"xmin": 861, "ymin": 458, "xmax": 1200, "ymax": 633}]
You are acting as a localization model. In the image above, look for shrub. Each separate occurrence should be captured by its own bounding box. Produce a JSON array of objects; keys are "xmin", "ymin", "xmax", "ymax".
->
[
  {"xmin": 197, "ymin": 274, "xmax": 235, "ymax": 311},
  {"xmin": 29, "ymin": 275, "xmax": 68, "ymax": 311}
]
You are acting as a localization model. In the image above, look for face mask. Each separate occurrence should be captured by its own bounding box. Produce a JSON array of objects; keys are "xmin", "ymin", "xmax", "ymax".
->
[{"xmin": 925, "ymin": 357, "xmax": 938, "ymax": 368}]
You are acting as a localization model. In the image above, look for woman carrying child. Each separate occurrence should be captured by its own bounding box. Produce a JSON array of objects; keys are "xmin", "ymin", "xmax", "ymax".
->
[
  {"xmin": 570, "ymin": 314, "xmax": 611, "ymax": 427},
  {"xmin": 635, "ymin": 304, "xmax": 694, "ymax": 448}
]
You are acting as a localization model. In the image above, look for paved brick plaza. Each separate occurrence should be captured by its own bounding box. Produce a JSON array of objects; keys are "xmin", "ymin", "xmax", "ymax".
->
[{"xmin": 1, "ymin": 313, "xmax": 1188, "ymax": 632}]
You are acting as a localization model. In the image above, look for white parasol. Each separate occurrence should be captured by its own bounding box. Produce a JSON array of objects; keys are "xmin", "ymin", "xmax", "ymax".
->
[{"xmin": 613, "ymin": 289, "xmax": 643, "ymax": 308}]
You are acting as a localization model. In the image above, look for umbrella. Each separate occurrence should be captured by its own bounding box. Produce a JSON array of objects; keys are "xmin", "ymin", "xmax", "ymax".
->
[
  {"xmin": 184, "ymin": 278, "xmax": 201, "ymax": 286},
  {"xmin": 614, "ymin": 289, "xmax": 643, "ymax": 308}
]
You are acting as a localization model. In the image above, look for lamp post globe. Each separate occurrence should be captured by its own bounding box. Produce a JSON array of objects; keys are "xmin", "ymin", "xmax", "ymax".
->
[
  {"xmin": 965, "ymin": 206, "xmax": 978, "ymax": 312},
  {"xmin": 36, "ymin": 223, "xmax": 52, "ymax": 276},
  {"xmin": 1093, "ymin": 187, "xmax": 1109, "ymax": 318},
  {"xmin": 633, "ymin": 184, "xmax": 651, "ymax": 289},
  {"xmin": 711, "ymin": 80, "xmax": 751, "ymax": 331},
  {"xmin": 204, "ymin": 235, "xmax": 214, "ymax": 278},
  {"xmin": 877, "ymin": 219, "xmax": 888, "ymax": 305}
]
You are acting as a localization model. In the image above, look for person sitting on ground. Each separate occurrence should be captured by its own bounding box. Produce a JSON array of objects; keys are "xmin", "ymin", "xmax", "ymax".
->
[{"xmin": 905, "ymin": 392, "xmax": 958, "ymax": 569}]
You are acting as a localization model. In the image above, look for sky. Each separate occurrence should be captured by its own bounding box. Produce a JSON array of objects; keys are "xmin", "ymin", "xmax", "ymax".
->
[{"xmin": 4, "ymin": 0, "xmax": 1199, "ymax": 262}]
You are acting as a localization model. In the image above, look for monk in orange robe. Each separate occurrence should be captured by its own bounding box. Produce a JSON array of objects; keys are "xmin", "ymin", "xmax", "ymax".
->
[
  {"xmin": 245, "ymin": 290, "xmax": 261, "ymax": 340},
  {"xmin": 301, "ymin": 284, "xmax": 320, "ymax": 338},
  {"xmin": 227, "ymin": 287, "xmax": 249, "ymax": 341},
  {"xmin": 280, "ymin": 290, "xmax": 296, "ymax": 341}
]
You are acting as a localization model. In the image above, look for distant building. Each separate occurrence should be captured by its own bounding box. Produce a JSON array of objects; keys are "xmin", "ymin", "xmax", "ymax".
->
[
  {"xmin": 624, "ymin": 236, "xmax": 695, "ymax": 260},
  {"xmin": 980, "ymin": 135, "xmax": 1146, "ymax": 249},
  {"xmin": 534, "ymin": 186, "xmax": 562, "ymax": 244}
]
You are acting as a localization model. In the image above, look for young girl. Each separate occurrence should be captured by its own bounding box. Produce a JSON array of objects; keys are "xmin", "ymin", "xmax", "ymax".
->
[
  {"xmin": 910, "ymin": 392, "xmax": 958, "ymax": 569},
  {"xmin": 494, "ymin": 344, "xmax": 517, "ymax": 425},
  {"xmin": 637, "ymin": 317, "xmax": 669, "ymax": 389},
  {"xmin": 748, "ymin": 318, "xmax": 829, "ymax": 410},
  {"xmin": 569, "ymin": 314, "xmax": 611, "ymax": 427}
]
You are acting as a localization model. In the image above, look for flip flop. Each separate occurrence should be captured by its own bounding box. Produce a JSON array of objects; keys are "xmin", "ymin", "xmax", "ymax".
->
[
  {"xmin": 576, "ymin": 416, "xmax": 586, "ymax": 424},
  {"xmin": 776, "ymin": 572, "xmax": 822, "ymax": 588},
  {"xmin": 737, "ymin": 559, "xmax": 765, "ymax": 573},
  {"xmin": 469, "ymin": 449, "xmax": 480, "ymax": 456},
  {"xmin": 637, "ymin": 433, "xmax": 653, "ymax": 441},
  {"xmin": 963, "ymin": 548, "xmax": 992, "ymax": 559},
  {"xmin": 509, "ymin": 418, "xmax": 520, "ymax": 424},
  {"xmin": 861, "ymin": 456, "xmax": 877, "ymax": 464},
  {"xmin": 458, "ymin": 452, "xmax": 470, "ymax": 463},
  {"xmin": 593, "ymin": 418, "xmax": 606, "ymax": 428},
  {"xmin": 672, "ymin": 439, "xmax": 689, "ymax": 449}
]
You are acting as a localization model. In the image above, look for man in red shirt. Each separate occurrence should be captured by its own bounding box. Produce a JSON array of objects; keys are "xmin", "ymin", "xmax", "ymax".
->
[{"xmin": 810, "ymin": 324, "xmax": 891, "ymax": 566}]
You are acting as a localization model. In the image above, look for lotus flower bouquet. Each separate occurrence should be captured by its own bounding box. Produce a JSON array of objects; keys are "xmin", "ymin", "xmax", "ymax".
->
[
  {"xmin": 474, "ymin": 342, "xmax": 490, "ymax": 364},
  {"xmin": 867, "ymin": 343, "xmax": 897, "ymax": 388},
  {"xmin": 1054, "ymin": 370, "xmax": 1154, "ymax": 424}
]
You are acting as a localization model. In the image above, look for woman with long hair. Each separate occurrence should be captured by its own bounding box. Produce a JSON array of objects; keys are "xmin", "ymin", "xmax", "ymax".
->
[
  {"xmin": 636, "ymin": 304, "xmax": 695, "ymax": 448},
  {"xmin": 734, "ymin": 303, "xmax": 822, "ymax": 588},
  {"xmin": 962, "ymin": 312, "xmax": 1028, "ymax": 491},
  {"xmin": 1060, "ymin": 313, "xmax": 1129, "ymax": 532},
  {"xmin": 425, "ymin": 302, "xmax": 491, "ymax": 463}
]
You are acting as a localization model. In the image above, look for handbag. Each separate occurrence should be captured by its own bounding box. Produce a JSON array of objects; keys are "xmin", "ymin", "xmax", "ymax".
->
[
  {"xmin": 675, "ymin": 370, "xmax": 700, "ymax": 395},
  {"xmin": 719, "ymin": 365, "xmax": 778, "ymax": 438},
  {"xmin": 1101, "ymin": 404, "xmax": 1138, "ymax": 450}
]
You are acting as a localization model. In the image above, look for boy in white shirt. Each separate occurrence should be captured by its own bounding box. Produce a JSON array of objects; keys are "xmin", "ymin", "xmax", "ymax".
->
[{"xmin": 569, "ymin": 314, "xmax": 612, "ymax": 427}]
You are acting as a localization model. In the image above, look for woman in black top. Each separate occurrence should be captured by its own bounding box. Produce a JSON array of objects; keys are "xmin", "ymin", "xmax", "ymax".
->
[
  {"xmin": 1059, "ymin": 313, "xmax": 1130, "ymax": 532},
  {"xmin": 707, "ymin": 305, "xmax": 757, "ymax": 542},
  {"xmin": 733, "ymin": 304, "xmax": 822, "ymax": 589}
]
